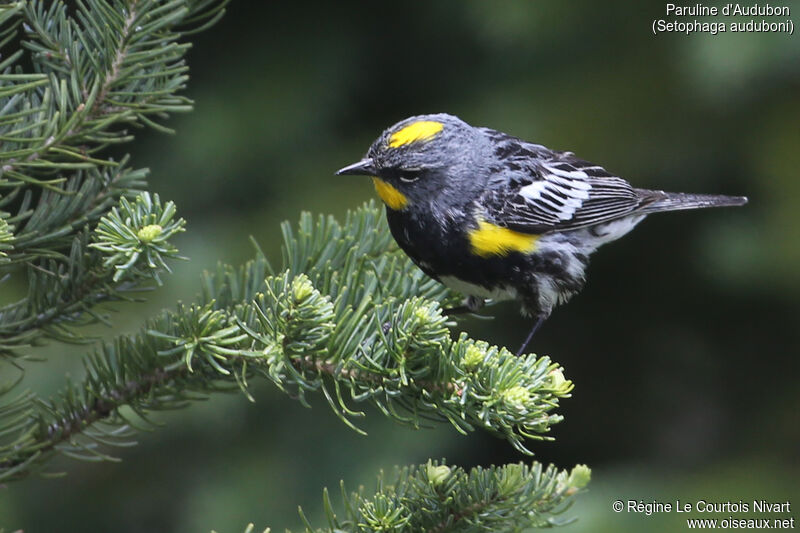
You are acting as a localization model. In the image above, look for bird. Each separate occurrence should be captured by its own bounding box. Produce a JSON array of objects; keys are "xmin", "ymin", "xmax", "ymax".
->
[{"xmin": 336, "ymin": 113, "xmax": 747, "ymax": 354}]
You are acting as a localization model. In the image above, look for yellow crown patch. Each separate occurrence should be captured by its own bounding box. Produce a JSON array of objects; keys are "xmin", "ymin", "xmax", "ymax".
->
[{"xmin": 388, "ymin": 121, "xmax": 444, "ymax": 148}]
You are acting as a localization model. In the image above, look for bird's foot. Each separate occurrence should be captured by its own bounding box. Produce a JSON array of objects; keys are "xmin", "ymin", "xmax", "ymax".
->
[
  {"xmin": 515, "ymin": 315, "xmax": 546, "ymax": 356},
  {"xmin": 444, "ymin": 296, "xmax": 485, "ymax": 316}
]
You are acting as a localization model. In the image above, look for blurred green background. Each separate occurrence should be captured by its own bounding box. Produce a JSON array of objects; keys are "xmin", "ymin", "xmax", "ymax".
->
[{"xmin": 3, "ymin": 0, "xmax": 799, "ymax": 531}]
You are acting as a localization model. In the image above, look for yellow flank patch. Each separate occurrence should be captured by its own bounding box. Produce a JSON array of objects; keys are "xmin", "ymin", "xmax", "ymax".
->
[
  {"xmin": 372, "ymin": 177, "xmax": 408, "ymax": 210},
  {"xmin": 388, "ymin": 120, "xmax": 444, "ymax": 148},
  {"xmin": 468, "ymin": 218, "xmax": 539, "ymax": 257}
]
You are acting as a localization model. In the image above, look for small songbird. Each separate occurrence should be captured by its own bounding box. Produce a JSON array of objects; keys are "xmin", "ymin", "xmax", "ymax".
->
[{"xmin": 336, "ymin": 114, "xmax": 747, "ymax": 353}]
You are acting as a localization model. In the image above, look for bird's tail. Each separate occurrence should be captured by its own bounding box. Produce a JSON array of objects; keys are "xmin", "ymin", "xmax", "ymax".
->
[{"xmin": 637, "ymin": 189, "xmax": 748, "ymax": 214}]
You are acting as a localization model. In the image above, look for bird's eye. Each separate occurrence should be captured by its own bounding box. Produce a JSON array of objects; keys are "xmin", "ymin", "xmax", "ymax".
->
[{"xmin": 399, "ymin": 169, "xmax": 421, "ymax": 183}]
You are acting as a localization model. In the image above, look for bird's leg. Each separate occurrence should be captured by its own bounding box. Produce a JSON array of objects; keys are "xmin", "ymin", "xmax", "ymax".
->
[
  {"xmin": 516, "ymin": 315, "xmax": 546, "ymax": 356},
  {"xmin": 444, "ymin": 296, "xmax": 484, "ymax": 316}
]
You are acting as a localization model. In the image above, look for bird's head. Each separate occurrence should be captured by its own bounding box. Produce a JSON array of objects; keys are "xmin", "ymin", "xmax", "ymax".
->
[{"xmin": 336, "ymin": 113, "xmax": 485, "ymax": 211}]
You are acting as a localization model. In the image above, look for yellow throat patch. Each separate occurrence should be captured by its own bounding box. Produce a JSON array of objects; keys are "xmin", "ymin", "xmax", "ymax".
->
[
  {"xmin": 468, "ymin": 218, "xmax": 539, "ymax": 257},
  {"xmin": 389, "ymin": 121, "xmax": 444, "ymax": 148},
  {"xmin": 372, "ymin": 178, "xmax": 408, "ymax": 210}
]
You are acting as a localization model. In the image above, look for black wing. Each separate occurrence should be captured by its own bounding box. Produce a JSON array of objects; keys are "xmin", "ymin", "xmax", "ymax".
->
[{"xmin": 480, "ymin": 132, "xmax": 655, "ymax": 233}]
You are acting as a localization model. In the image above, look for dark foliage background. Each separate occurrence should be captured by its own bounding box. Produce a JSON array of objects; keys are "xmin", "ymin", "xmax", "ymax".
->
[{"xmin": 4, "ymin": 1, "xmax": 799, "ymax": 531}]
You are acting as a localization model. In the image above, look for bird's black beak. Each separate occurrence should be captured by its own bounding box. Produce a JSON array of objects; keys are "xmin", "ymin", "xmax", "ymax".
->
[{"xmin": 335, "ymin": 158, "xmax": 377, "ymax": 176}]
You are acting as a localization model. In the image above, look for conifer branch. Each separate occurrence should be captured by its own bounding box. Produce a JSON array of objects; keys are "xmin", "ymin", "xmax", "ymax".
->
[
  {"xmin": 0, "ymin": 204, "xmax": 574, "ymax": 481},
  {"xmin": 224, "ymin": 462, "xmax": 591, "ymax": 533},
  {"xmin": 298, "ymin": 461, "xmax": 591, "ymax": 532},
  {"xmin": 0, "ymin": 0, "xmax": 226, "ymax": 357}
]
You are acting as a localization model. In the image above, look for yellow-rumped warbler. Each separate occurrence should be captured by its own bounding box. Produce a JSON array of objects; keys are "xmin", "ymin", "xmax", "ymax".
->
[{"xmin": 336, "ymin": 114, "xmax": 747, "ymax": 353}]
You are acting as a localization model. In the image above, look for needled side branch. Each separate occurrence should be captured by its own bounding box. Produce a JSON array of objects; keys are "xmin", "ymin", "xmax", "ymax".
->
[{"xmin": 0, "ymin": 191, "xmax": 184, "ymax": 358}]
